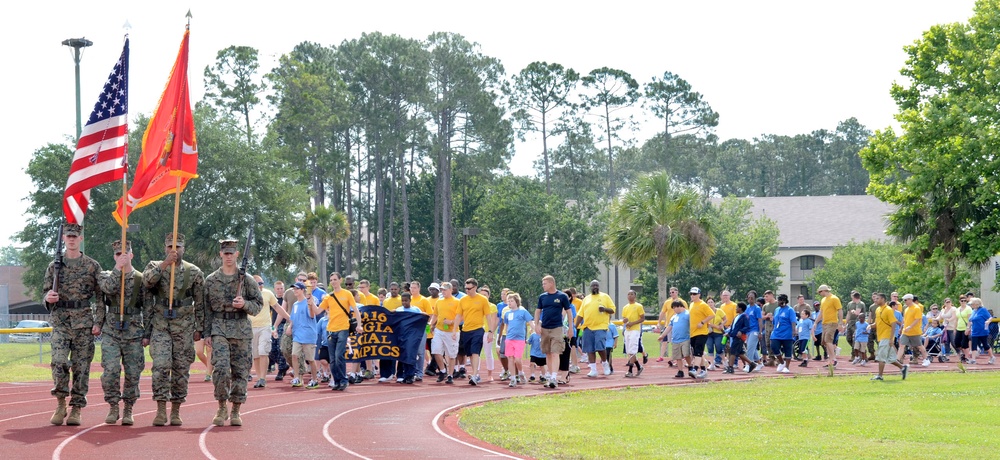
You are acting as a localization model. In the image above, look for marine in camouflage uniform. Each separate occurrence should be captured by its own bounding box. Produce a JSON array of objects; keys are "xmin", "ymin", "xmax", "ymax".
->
[
  {"xmin": 143, "ymin": 232, "xmax": 205, "ymax": 426},
  {"xmin": 204, "ymin": 239, "xmax": 262, "ymax": 426},
  {"xmin": 96, "ymin": 240, "xmax": 148, "ymax": 425},
  {"xmin": 43, "ymin": 223, "xmax": 102, "ymax": 426}
]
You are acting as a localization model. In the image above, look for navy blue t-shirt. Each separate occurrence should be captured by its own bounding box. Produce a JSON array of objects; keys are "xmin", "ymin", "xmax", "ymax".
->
[{"xmin": 537, "ymin": 291, "xmax": 571, "ymax": 330}]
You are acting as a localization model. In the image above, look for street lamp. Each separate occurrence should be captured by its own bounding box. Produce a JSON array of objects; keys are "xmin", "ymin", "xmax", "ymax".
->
[
  {"xmin": 462, "ymin": 227, "xmax": 480, "ymax": 280},
  {"xmin": 62, "ymin": 37, "xmax": 94, "ymax": 141}
]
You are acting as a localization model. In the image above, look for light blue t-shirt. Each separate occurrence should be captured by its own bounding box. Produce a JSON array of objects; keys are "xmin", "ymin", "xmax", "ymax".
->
[
  {"xmin": 605, "ymin": 323, "xmax": 619, "ymax": 348},
  {"xmin": 797, "ymin": 318, "xmax": 814, "ymax": 338},
  {"xmin": 810, "ymin": 311, "xmax": 822, "ymax": 335},
  {"xmin": 894, "ymin": 310, "xmax": 904, "ymax": 337},
  {"xmin": 290, "ymin": 299, "xmax": 317, "ymax": 344},
  {"xmin": 528, "ymin": 333, "xmax": 545, "ymax": 358},
  {"xmin": 854, "ymin": 321, "xmax": 870, "ymax": 343},
  {"xmin": 503, "ymin": 308, "xmax": 534, "ymax": 341},
  {"xmin": 746, "ymin": 305, "xmax": 762, "ymax": 332},
  {"xmin": 670, "ymin": 311, "xmax": 691, "ymax": 343},
  {"xmin": 770, "ymin": 306, "xmax": 796, "ymax": 340},
  {"xmin": 317, "ymin": 316, "xmax": 329, "ymax": 347},
  {"xmin": 396, "ymin": 305, "xmax": 422, "ymax": 314},
  {"xmin": 924, "ymin": 326, "xmax": 943, "ymax": 340}
]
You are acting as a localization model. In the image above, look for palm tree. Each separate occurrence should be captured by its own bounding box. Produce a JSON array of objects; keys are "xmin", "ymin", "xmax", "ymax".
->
[
  {"xmin": 605, "ymin": 172, "xmax": 716, "ymax": 309},
  {"xmin": 301, "ymin": 204, "xmax": 350, "ymax": 282}
]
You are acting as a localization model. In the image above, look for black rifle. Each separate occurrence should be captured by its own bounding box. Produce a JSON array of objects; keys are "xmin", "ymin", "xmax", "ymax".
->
[
  {"xmin": 47, "ymin": 224, "xmax": 65, "ymax": 312},
  {"xmin": 236, "ymin": 226, "xmax": 254, "ymax": 298}
]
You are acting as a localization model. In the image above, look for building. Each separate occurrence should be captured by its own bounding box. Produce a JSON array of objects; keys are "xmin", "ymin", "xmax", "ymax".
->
[{"xmin": 1, "ymin": 266, "xmax": 45, "ymax": 320}]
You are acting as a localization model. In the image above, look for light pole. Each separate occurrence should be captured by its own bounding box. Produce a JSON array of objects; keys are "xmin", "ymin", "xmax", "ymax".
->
[
  {"xmin": 62, "ymin": 37, "xmax": 93, "ymax": 141},
  {"xmin": 462, "ymin": 227, "xmax": 480, "ymax": 280}
]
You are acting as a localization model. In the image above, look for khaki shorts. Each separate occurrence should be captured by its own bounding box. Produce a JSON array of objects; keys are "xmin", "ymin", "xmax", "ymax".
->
[
  {"xmin": 875, "ymin": 338, "xmax": 898, "ymax": 363},
  {"xmin": 671, "ymin": 341, "xmax": 691, "ymax": 360},
  {"xmin": 540, "ymin": 327, "xmax": 565, "ymax": 355},
  {"xmin": 899, "ymin": 335, "xmax": 923, "ymax": 349},
  {"xmin": 291, "ymin": 342, "xmax": 316, "ymax": 361},
  {"xmin": 821, "ymin": 326, "xmax": 837, "ymax": 345},
  {"xmin": 252, "ymin": 326, "xmax": 270, "ymax": 359}
]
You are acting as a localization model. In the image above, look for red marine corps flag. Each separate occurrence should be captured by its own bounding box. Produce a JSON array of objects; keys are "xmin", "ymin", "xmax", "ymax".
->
[
  {"xmin": 63, "ymin": 38, "xmax": 130, "ymax": 224},
  {"xmin": 113, "ymin": 22, "xmax": 198, "ymax": 225}
]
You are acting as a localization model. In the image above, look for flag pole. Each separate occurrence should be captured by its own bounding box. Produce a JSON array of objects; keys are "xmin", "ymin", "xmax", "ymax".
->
[
  {"xmin": 118, "ymin": 169, "xmax": 129, "ymax": 329},
  {"xmin": 166, "ymin": 11, "xmax": 191, "ymax": 316}
]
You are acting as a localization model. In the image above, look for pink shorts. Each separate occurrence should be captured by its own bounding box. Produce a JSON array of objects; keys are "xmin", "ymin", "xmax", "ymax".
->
[{"xmin": 504, "ymin": 339, "xmax": 526, "ymax": 358}]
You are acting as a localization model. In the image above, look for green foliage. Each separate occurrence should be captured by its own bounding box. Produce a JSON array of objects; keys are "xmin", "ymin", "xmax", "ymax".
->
[
  {"xmin": 860, "ymin": 2, "xmax": 1000, "ymax": 288},
  {"xmin": 643, "ymin": 70, "xmax": 719, "ymax": 137},
  {"xmin": 203, "ymin": 45, "xmax": 265, "ymax": 144},
  {"xmin": 0, "ymin": 245, "xmax": 24, "ymax": 266},
  {"xmin": 810, "ymin": 240, "xmax": 903, "ymax": 300},
  {"xmin": 890, "ymin": 248, "xmax": 980, "ymax": 303}
]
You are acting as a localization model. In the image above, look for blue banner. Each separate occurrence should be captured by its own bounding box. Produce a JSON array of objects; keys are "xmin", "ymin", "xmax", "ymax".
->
[{"xmin": 346, "ymin": 306, "xmax": 429, "ymax": 365}]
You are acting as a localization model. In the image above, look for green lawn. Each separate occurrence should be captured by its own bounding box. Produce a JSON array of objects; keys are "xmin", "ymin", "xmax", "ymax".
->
[
  {"xmin": 0, "ymin": 341, "xmax": 164, "ymax": 383},
  {"xmin": 460, "ymin": 372, "xmax": 1000, "ymax": 459}
]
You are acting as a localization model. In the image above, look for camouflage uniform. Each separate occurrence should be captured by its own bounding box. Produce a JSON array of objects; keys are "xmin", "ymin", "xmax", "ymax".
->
[
  {"xmin": 97, "ymin": 258, "xmax": 147, "ymax": 406},
  {"xmin": 203, "ymin": 242, "xmax": 262, "ymax": 404},
  {"xmin": 44, "ymin": 241, "xmax": 102, "ymax": 409},
  {"xmin": 143, "ymin": 249, "xmax": 205, "ymax": 404}
]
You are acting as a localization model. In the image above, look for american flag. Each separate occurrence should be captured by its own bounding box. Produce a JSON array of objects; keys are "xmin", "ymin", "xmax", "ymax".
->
[{"xmin": 63, "ymin": 38, "xmax": 129, "ymax": 225}]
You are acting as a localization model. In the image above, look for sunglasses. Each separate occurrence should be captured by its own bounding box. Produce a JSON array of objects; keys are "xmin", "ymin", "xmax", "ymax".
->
[
  {"xmin": 466, "ymin": 286, "xmax": 475, "ymax": 290},
  {"xmin": 257, "ymin": 282, "xmax": 264, "ymax": 286}
]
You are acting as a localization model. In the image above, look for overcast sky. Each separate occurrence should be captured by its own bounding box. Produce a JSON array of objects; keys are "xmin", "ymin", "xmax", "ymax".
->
[{"xmin": 2, "ymin": 0, "xmax": 979, "ymax": 248}]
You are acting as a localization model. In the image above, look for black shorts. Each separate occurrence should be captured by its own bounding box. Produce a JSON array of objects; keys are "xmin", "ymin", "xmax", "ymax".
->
[
  {"xmin": 426, "ymin": 337, "xmax": 433, "ymax": 351},
  {"xmin": 813, "ymin": 334, "xmax": 823, "ymax": 347},
  {"xmin": 459, "ymin": 329, "xmax": 485, "ymax": 356},
  {"xmin": 729, "ymin": 337, "xmax": 746, "ymax": 356},
  {"xmin": 690, "ymin": 335, "xmax": 709, "ymax": 357},
  {"xmin": 954, "ymin": 330, "xmax": 970, "ymax": 349},
  {"xmin": 317, "ymin": 346, "xmax": 330, "ymax": 362},
  {"xmin": 971, "ymin": 335, "xmax": 990, "ymax": 352},
  {"xmin": 530, "ymin": 356, "xmax": 547, "ymax": 366},
  {"xmin": 770, "ymin": 339, "xmax": 794, "ymax": 358}
]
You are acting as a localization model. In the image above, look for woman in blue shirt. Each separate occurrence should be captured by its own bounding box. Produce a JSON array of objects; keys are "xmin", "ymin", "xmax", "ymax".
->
[
  {"xmin": 769, "ymin": 294, "xmax": 797, "ymax": 374},
  {"xmin": 968, "ymin": 298, "xmax": 996, "ymax": 365}
]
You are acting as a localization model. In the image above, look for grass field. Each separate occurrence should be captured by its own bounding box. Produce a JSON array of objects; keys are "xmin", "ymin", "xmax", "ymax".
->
[
  {"xmin": 0, "ymin": 342, "xmax": 185, "ymax": 383},
  {"xmin": 461, "ymin": 372, "xmax": 1000, "ymax": 460}
]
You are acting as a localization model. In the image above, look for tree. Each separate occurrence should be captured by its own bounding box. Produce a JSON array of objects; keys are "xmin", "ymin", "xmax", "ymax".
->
[
  {"xmin": 204, "ymin": 45, "xmax": 265, "ymax": 145},
  {"xmin": 889, "ymin": 248, "xmax": 980, "ymax": 303},
  {"xmin": 510, "ymin": 61, "xmax": 580, "ymax": 194},
  {"xmin": 605, "ymin": 172, "xmax": 715, "ymax": 309},
  {"xmin": 581, "ymin": 67, "xmax": 639, "ymax": 199},
  {"xmin": 0, "ymin": 245, "xmax": 23, "ymax": 266},
  {"xmin": 810, "ymin": 240, "xmax": 903, "ymax": 301},
  {"xmin": 643, "ymin": 70, "xmax": 718, "ymax": 138},
  {"xmin": 860, "ymin": 2, "xmax": 1000, "ymax": 290},
  {"xmin": 301, "ymin": 204, "xmax": 350, "ymax": 282}
]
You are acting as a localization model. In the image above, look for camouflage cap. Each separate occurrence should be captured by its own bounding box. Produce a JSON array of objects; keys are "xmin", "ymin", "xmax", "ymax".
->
[
  {"xmin": 111, "ymin": 240, "xmax": 132, "ymax": 253},
  {"xmin": 164, "ymin": 232, "xmax": 185, "ymax": 247},
  {"xmin": 64, "ymin": 223, "xmax": 82, "ymax": 236},
  {"xmin": 219, "ymin": 239, "xmax": 239, "ymax": 254}
]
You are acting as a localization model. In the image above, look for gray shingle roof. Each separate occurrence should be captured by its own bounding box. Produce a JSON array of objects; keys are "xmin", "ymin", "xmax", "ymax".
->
[{"xmin": 744, "ymin": 195, "xmax": 894, "ymax": 249}]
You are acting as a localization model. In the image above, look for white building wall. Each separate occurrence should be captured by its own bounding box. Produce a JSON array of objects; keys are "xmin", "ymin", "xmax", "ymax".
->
[
  {"xmin": 980, "ymin": 256, "xmax": 1000, "ymax": 310},
  {"xmin": 777, "ymin": 248, "xmax": 833, "ymax": 300}
]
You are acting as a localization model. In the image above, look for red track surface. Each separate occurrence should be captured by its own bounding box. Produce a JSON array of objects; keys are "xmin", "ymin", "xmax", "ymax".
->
[{"xmin": 0, "ymin": 358, "xmax": 993, "ymax": 459}]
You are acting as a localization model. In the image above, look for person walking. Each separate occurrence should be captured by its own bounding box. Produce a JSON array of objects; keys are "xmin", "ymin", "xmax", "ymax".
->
[
  {"xmin": 872, "ymin": 293, "xmax": 908, "ymax": 381},
  {"xmin": 621, "ymin": 290, "xmax": 645, "ymax": 377},
  {"xmin": 816, "ymin": 285, "xmax": 844, "ymax": 375},
  {"xmin": 319, "ymin": 272, "xmax": 364, "ymax": 391},
  {"xmin": 576, "ymin": 280, "xmax": 617, "ymax": 379},
  {"xmin": 534, "ymin": 275, "xmax": 573, "ymax": 388},
  {"xmin": 286, "ymin": 281, "xmax": 322, "ymax": 389},
  {"xmin": 769, "ymin": 294, "xmax": 797, "ymax": 374},
  {"xmin": 498, "ymin": 293, "xmax": 532, "ymax": 387}
]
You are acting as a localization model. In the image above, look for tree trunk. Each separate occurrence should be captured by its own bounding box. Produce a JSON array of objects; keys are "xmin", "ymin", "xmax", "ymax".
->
[
  {"xmin": 344, "ymin": 130, "xmax": 353, "ymax": 276},
  {"xmin": 542, "ymin": 111, "xmax": 550, "ymax": 194},
  {"xmin": 401, "ymin": 142, "xmax": 413, "ymax": 282},
  {"xmin": 605, "ymin": 102, "xmax": 614, "ymax": 200},
  {"xmin": 375, "ymin": 142, "xmax": 385, "ymax": 287},
  {"xmin": 657, "ymin": 257, "xmax": 667, "ymax": 313}
]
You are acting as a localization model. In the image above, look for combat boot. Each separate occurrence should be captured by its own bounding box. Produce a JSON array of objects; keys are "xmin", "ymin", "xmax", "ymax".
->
[
  {"xmin": 121, "ymin": 403, "xmax": 134, "ymax": 426},
  {"xmin": 170, "ymin": 402, "xmax": 183, "ymax": 426},
  {"xmin": 152, "ymin": 401, "xmax": 168, "ymax": 426},
  {"xmin": 50, "ymin": 397, "xmax": 68, "ymax": 425},
  {"xmin": 212, "ymin": 400, "xmax": 228, "ymax": 427},
  {"xmin": 105, "ymin": 403, "xmax": 120, "ymax": 424},
  {"xmin": 66, "ymin": 406, "xmax": 82, "ymax": 426},
  {"xmin": 229, "ymin": 403, "xmax": 242, "ymax": 426}
]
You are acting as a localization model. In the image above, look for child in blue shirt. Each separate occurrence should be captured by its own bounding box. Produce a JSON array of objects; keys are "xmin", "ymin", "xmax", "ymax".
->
[
  {"xmin": 796, "ymin": 309, "xmax": 813, "ymax": 367},
  {"xmin": 922, "ymin": 319, "xmax": 943, "ymax": 361},
  {"xmin": 316, "ymin": 315, "xmax": 330, "ymax": 382},
  {"xmin": 527, "ymin": 332, "xmax": 545, "ymax": 382},
  {"xmin": 604, "ymin": 319, "xmax": 619, "ymax": 374},
  {"xmin": 724, "ymin": 302, "xmax": 755, "ymax": 374},
  {"xmin": 853, "ymin": 315, "xmax": 870, "ymax": 366}
]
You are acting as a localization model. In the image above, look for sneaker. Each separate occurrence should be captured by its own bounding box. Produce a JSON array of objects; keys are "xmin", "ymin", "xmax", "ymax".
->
[
  {"xmin": 860, "ymin": 360, "xmax": 867, "ymax": 367},
  {"xmin": 587, "ymin": 370, "xmax": 598, "ymax": 378},
  {"xmin": 747, "ymin": 363, "xmax": 757, "ymax": 373},
  {"xmin": 469, "ymin": 375, "xmax": 481, "ymax": 386},
  {"xmin": 812, "ymin": 356, "xmax": 822, "ymax": 361},
  {"xmin": 425, "ymin": 367, "xmax": 436, "ymax": 377},
  {"xmin": 275, "ymin": 369, "xmax": 286, "ymax": 381},
  {"xmin": 500, "ymin": 371, "xmax": 510, "ymax": 381},
  {"xmin": 256, "ymin": 378, "xmax": 266, "ymax": 388},
  {"xmin": 776, "ymin": 364, "xmax": 785, "ymax": 373},
  {"xmin": 518, "ymin": 375, "xmax": 527, "ymax": 384},
  {"xmin": 446, "ymin": 375, "xmax": 454, "ymax": 384},
  {"xmin": 743, "ymin": 365, "xmax": 750, "ymax": 373},
  {"xmin": 779, "ymin": 366, "xmax": 790, "ymax": 374},
  {"xmin": 871, "ymin": 375, "xmax": 884, "ymax": 381},
  {"xmin": 362, "ymin": 369, "xmax": 375, "ymax": 379},
  {"xmin": 901, "ymin": 364, "xmax": 909, "ymax": 380},
  {"xmin": 580, "ymin": 357, "xmax": 589, "ymax": 364},
  {"xmin": 397, "ymin": 378, "xmax": 405, "ymax": 383},
  {"xmin": 852, "ymin": 357, "xmax": 860, "ymax": 365},
  {"xmin": 656, "ymin": 357, "xmax": 664, "ymax": 362},
  {"xmin": 990, "ymin": 357, "xmax": 996, "ymax": 365},
  {"xmin": 436, "ymin": 372, "xmax": 446, "ymax": 383},
  {"xmin": 675, "ymin": 371, "xmax": 685, "ymax": 378},
  {"xmin": 403, "ymin": 377, "xmax": 415, "ymax": 384},
  {"xmin": 636, "ymin": 365, "xmax": 644, "ymax": 377},
  {"xmin": 798, "ymin": 360, "xmax": 808, "ymax": 368},
  {"xmin": 625, "ymin": 371, "xmax": 634, "ymax": 378},
  {"xmin": 723, "ymin": 367, "xmax": 734, "ymax": 374},
  {"xmin": 569, "ymin": 365, "xmax": 581, "ymax": 374},
  {"xmin": 696, "ymin": 370, "xmax": 708, "ymax": 379},
  {"xmin": 969, "ymin": 360, "xmax": 977, "ymax": 365},
  {"xmin": 668, "ymin": 360, "xmax": 675, "ymax": 367},
  {"xmin": 707, "ymin": 363, "xmax": 716, "ymax": 371},
  {"xmin": 455, "ymin": 368, "xmax": 467, "ymax": 379},
  {"xmin": 922, "ymin": 359, "xmax": 931, "ymax": 367},
  {"xmin": 603, "ymin": 363, "xmax": 611, "ymax": 376},
  {"xmin": 547, "ymin": 380, "xmax": 556, "ymax": 389},
  {"xmin": 509, "ymin": 379, "xmax": 517, "ymax": 388},
  {"xmin": 378, "ymin": 377, "xmax": 389, "ymax": 383},
  {"xmin": 528, "ymin": 376, "xmax": 536, "ymax": 383},
  {"xmin": 753, "ymin": 364, "xmax": 763, "ymax": 373},
  {"xmin": 320, "ymin": 374, "xmax": 330, "ymax": 383},
  {"xmin": 291, "ymin": 378, "xmax": 302, "ymax": 387},
  {"xmin": 688, "ymin": 369, "xmax": 697, "ymax": 379},
  {"xmin": 643, "ymin": 354, "xmax": 649, "ymax": 364},
  {"xmin": 306, "ymin": 380, "xmax": 319, "ymax": 389}
]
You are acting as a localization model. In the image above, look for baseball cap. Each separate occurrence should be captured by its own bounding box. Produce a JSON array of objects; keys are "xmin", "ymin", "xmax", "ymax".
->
[
  {"xmin": 428, "ymin": 282, "xmax": 441, "ymax": 291},
  {"xmin": 902, "ymin": 293, "xmax": 914, "ymax": 300},
  {"xmin": 292, "ymin": 282, "xmax": 306, "ymax": 290},
  {"xmin": 689, "ymin": 287, "xmax": 701, "ymax": 295}
]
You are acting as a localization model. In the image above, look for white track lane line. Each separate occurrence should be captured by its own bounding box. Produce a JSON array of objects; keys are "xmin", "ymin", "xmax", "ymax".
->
[
  {"xmin": 0, "ymin": 411, "xmax": 50, "ymax": 423},
  {"xmin": 322, "ymin": 393, "xmax": 439, "ymax": 459},
  {"xmin": 432, "ymin": 399, "xmax": 524, "ymax": 460}
]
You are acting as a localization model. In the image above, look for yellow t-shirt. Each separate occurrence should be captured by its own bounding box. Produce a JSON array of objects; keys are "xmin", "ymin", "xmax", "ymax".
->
[
  {"xmin": 458, "ymin": 293, "xmax": 489, "ymax": 331},
  {"xmin": 435, "ymin": 296, "xmax": 460, "ymax": 331},
  {"xmin": 876, "ymin": 305, "xmax": 895, "ymax": 341},
  {"xmin": 411, "ymin": 294, "xmax": 430, "ymax": 314},
  {"xmin": 821, "ymin": 294, "xmax": 842, "ymax": 324},
  {"xmin": 688, "ymin": 300, "xmax": 713, "ymax": 337},
  {"xmin": 383, "ymin": 295, "xmax": 402, "ymax": 311},
  {"xmin": 359, "ymin": 292, "xmax": 380, "ymax": 307},
  {"xmin": 903, "ymin": 304, "xmax": 923, "ymax": 336},
  {"xmin": 719, "ymin": 301, "xmax": 737, "ymax": 327},
  {"xmin": 320, "ymin": 289, "xmax": 357, "ymax": 332},
  {"xmin": 483, "ymin": 302, "xmax": 498, "ymax": 331},
  {"xmin": 251, "ymin": 288, "xmax": 278, "ymax": 328},
  {"xmin": 661, "ymin": 297, "xmax": 687, "ymax": 324},
  {"xmin": 577, "ymin": 293, "xmax": 616, "ymax": 330},
  {"xmin": 622, "ymin": 302, "xmax": 645, "ymax": 331},
  {"xmin": 710, "ymin": 309, "xmax": 725, "ymax": 332}
]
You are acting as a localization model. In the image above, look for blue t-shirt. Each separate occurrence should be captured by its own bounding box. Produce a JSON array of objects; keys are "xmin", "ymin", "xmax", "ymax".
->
[
  {"xmin": 568, "ymin": 304, "xmax": 578, "ymax": 335},
  {"xmin": 537, "ymin": 291, "xmax": 571, "ymax": 330},
  {"xmin": 310, "ymin": 287, "xmax": 326, "ymax": 305},
  {"xmin": 770, "ymin": 306, "xmax": 796, "ymax": 340},
  {"xmin": 396, "ymin": 305, "xmax": 422, "ymax": 313},
  {"xmin": 290, "ymin": 299, "xmax": 317, "ymax": 343},
  {"xmin": 606, "ymin": 323, "xmax": 619, "ymax": 348},
  {"xmin": 797, "ymin": 318, "xmax": 813, "ymax": 338},
  {"xmin": 317, "ymin": 316, "xmax": 329, "ymax": 346},
  {"xmin": 746, "ymin": 305, "xmax": 762, "ymax": 332},
  {"xmin": 503, "ymin": 309, "xmax": 534, "ymax": 341},
  {"xmin": 810, "ymin": 312, "xmax": 822, "ymax": 335},
  {"xmin": 924, "ymin": 326, "xmax": 943, "ymax": 340},
  {"xmin": 894, "ymin": 310, "xmax": 904, "ymax": 337},
  {"xmin": 854, "ymin": 321, "xmax": 869, "ymax": 343},
  {"xmin": 670, "ymin": 311, "xmax": 691, "ymax": 343},
  {"xmin": 528, "ymin": 333, "xmax": 545, "ymax": 358},
  {"xmin": 969, "ymin": 307, "xmax": 992, "ymax": 337},
  {"xmin": 455, "ymin": 291, "xmax": 466, "ymax": 300}
]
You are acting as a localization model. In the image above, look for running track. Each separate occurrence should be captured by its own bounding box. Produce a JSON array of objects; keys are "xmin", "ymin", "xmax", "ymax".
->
[{"xmin": 0, "ymin": 359, "xmax": 994, "ymax": 459}]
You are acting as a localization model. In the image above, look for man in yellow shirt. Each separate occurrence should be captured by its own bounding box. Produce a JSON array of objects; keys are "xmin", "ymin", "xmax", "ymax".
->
[
  {"xmin": 817, "ymin": 284, "xmax": 844, "ymax": 374},
  {"xmin": 621, "ymin": 290, "xmax": 645, "ymax": 377},
  {"xmin": 250, "ymin": 275, "xmax": 279, "ymax": 389},
  {"xmin": 575, "ymin": 280, "xmax": 616, "ymax": 377},
  {"xmin": 318, "ymin": 272, "xmax": 363, "ymax": 391},
  {"xmin": 657, "ymin": 287, "xmax": 687, "ymax": 363},
  {"xmin": 719, "ymin": 290, "xmax": 737, "ymax": 328},
  {"xmin": 430, "ymin": 282, "xmax": 460, "ymax": 384},
  {"xmin": 407, "ymin": 281, "xmax": 430, "ymax": 381},
  {"xmin": 383, "ymin": 282, "xmax": 402, "ymax": 310},
  {"xmin": 898, "ymin": 294, "xmax": 928, "ymax": 365},
  {"xmin": 455, "ymin": 278, "xmax": 493, "ymax": 385},
  {"xmin": 687, "ymin": 287, "xmax": 715, "ymax": 379},
  {"xmin": 872, "ymin": 292, "xmax": 907, "ymax": 381},
  {"xmin": 357, "ymin": 279, "xmax": 380, "ymax": 306}
]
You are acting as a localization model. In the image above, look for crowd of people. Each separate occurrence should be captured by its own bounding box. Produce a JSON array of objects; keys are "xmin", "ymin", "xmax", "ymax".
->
[{"xmin": 40, "ymin": 223, "xmax": 1000, "ymax": 428}]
